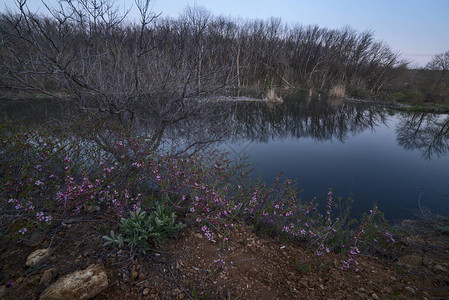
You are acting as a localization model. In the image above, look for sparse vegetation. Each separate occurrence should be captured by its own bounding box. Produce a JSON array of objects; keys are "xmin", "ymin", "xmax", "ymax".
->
[{"xmin": 295, "ymin": 261, "xmax": 312, "ymax": 274}]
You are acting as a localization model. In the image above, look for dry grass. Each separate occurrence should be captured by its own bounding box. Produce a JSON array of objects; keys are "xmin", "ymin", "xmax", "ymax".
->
[
  {"xmin": 265, "ymin": 88, "xmax": 283, "ymax": 103},
  {"xmin": 328, "ymin": 84, "xmax": 346, "ymax": 99}
]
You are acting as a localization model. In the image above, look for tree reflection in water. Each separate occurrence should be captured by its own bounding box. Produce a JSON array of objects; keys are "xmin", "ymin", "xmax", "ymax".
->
[
  {"xmin": 396, "ymin": 113, "xmax": 449, "ymax": 159},
  {"xmin": 166, "ymin": 92, "xmax": 389, "ymax": 152},
  {"xmin": 165, "ymin": 92, "xmax": 449, "ymax": 161},
  {"xmin": 177, "ymin": 93, "xmax": 449, "ymax": 161},
  {"xmin": 1, "ymin": 93, "xmax": 448, "ymax": 159}
]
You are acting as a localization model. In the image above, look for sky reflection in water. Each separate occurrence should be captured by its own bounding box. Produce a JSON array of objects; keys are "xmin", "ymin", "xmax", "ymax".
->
[{"xmin": 220, "ymin": 94, "xmax": 449, "ymax": 221}]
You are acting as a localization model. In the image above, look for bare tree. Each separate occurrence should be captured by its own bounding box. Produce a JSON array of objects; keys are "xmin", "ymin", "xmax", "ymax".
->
[
  {"xmin": 1, "ymin": 0, "xmax": 407, "ymax": 122},
  {"xmin": 426, "ymin": 50, "xmax": 449, "ymax": 102}
]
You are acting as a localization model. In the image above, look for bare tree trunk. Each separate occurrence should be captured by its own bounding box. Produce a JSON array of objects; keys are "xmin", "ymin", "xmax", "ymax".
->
[{"xmin": 236, "ymin": 42, "xmax": 241, "ymax": 96}]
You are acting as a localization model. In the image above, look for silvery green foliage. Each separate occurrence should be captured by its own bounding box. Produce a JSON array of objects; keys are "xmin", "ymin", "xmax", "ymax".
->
[
  {"xmin": 103, "ymin": 230, "xmax": 124, "ymax": 248},
  {"xmin": 103, "ymin": 206, "xmax": 185, "ymax": 254}
]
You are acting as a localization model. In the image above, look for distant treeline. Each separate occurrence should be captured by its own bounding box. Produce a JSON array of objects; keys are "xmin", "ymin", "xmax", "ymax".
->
[
  {"xmin": 385, "ymin": 68, "xmax": 449, "ymax": 104},
  {"xmin": 0, "ymin": 2, "xmax": 408, "ymax": 111},
  {"xmin": 146, "ymin": 8, "xmax": 407, "ymax": 96}
]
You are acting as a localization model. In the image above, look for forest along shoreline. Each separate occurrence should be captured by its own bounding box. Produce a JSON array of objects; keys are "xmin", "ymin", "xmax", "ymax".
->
[{"xmin": 1, "ymin": 0, "xmax": 449, "ymax": 298}]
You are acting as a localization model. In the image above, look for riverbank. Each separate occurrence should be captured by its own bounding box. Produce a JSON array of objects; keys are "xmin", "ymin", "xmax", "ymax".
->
[
  {"xmin": 394, "ymin": 102, "xmax": 449, "ymax": 113},
  {"xmin": 1, "ymin": 211, "xmax": 448, "ymax": 299},
  {"xmin": 346, "ymin": 97, "xmax": 449, "ymax": 113}
]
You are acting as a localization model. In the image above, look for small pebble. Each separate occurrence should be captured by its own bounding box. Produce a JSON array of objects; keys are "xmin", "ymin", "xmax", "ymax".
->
[
  {"xmin": 138, "ymin": 272, "xmax": 146, "ymax": 281},
  {"xmin": 434, "ymin": 264, "xmax": 448, "ymax": 272},
  {"xmin": 131, "ymin": 271, "xmax": 138, "ymax": 280}
]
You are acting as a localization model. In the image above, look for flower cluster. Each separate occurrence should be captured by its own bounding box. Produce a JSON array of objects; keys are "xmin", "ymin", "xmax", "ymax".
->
[{"xmin": 1, "ymin": 119, "xmax": 396, "ymax": 272}]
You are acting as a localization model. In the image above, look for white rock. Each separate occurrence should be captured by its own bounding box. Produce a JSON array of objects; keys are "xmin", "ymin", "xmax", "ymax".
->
[
  {"xmin": 40, "ymin": 264, "xmax": 108, "ymax": 300},
  {"xmin": 26, "ymin": 249, "xmax": 49, "ymax": 266}
]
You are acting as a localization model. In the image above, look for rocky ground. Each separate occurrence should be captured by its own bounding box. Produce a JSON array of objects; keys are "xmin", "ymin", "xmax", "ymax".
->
[{"xmin": 1, "ymin": 212, "xmax": 448, "ymax": 299}]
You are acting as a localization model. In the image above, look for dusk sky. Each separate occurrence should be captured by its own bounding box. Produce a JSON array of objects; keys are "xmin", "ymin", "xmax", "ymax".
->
[{"xmin": 1, "ymin": 0, "xmax": 448, "ymax": 67}]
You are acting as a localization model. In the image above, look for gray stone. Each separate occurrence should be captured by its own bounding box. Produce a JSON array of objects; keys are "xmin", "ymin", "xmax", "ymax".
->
[
  {"xmin": 40, "ymin": 264, "xmax": 108, "ymax": 300},
  {"xmin": 39, "ymin": 269, "xmax": 56, "ymax": 292}
]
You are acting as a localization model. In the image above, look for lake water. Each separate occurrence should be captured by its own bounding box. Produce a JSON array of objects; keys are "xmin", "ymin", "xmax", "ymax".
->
[
  {"xmin": 2, "ymin": 94, "xmax": 449, "ymax": 221},
  {"xmin": 217, "ymin": 93, "xmax": 449, "ymax": 222}
]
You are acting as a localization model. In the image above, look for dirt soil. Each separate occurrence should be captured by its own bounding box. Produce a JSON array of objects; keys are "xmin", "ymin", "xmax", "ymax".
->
[{"xmin": 1, "ymin": 212, "xmax": 448, "ymax": 299}]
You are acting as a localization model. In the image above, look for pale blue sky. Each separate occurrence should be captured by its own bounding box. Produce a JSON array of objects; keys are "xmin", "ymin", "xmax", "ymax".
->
[{"xmin": 2, "ymin": 0, "xmax": 448, "ymax": 67}]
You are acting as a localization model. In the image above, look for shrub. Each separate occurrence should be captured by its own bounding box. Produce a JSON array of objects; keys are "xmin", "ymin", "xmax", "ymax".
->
[
  {"xmin": 389, "ymin": 91, "xmax": 407, "ymax": 102},
  {"xmin": 389, "ymin": 89, "xmax": 423, "ymax": 103},
  {"xmin": 103, "ymin": 206, "xmax": 185, "ymax": 254}
]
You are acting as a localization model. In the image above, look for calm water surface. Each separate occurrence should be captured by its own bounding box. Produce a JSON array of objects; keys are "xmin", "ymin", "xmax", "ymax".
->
[
  {"xmin": 2, "ymin": 95, "xmax": 449, "ymax": 221},
  {"xmin": 218, "ymin": 94, "xmax": 449, "ymax": 221}
]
